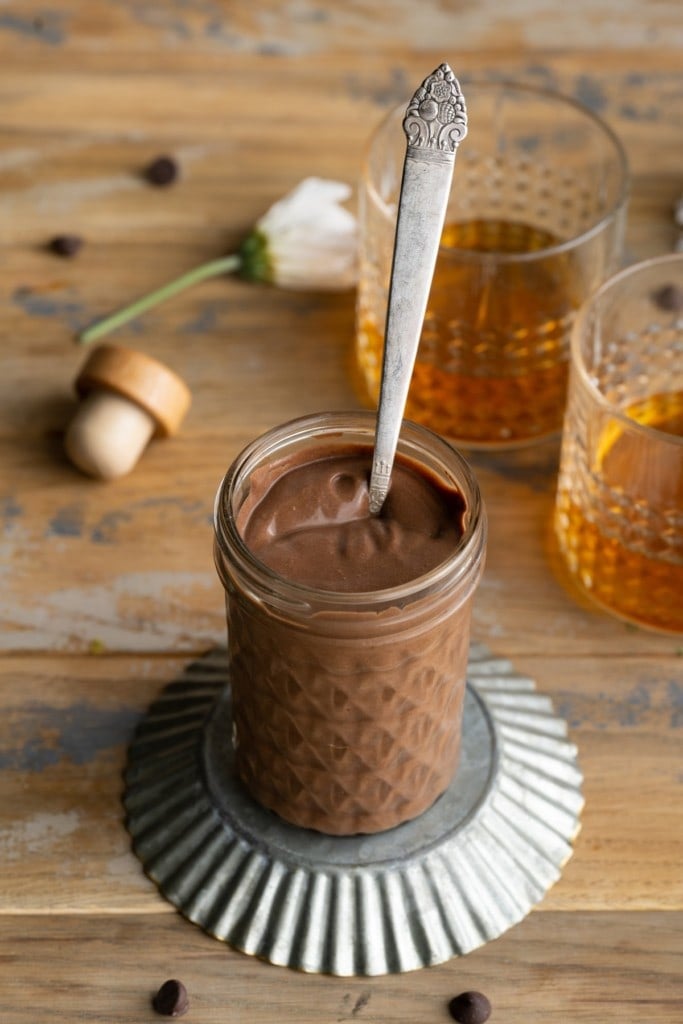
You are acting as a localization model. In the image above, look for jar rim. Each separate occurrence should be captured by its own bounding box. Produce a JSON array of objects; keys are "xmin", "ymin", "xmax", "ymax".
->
[{"xmin": 214, "ymin": 412, "xmax": 486, "ymax": 610}]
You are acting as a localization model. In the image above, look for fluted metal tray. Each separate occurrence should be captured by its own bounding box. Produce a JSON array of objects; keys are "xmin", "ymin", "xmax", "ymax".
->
[{"xmin": 123, "ymin": 644, "xmax": 583, "ymax": 975}]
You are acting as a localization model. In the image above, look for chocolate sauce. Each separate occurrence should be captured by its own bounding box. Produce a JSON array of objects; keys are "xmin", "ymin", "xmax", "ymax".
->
[{"xmin": 237, "ymin": 445, "xmax": 467, "ymax": 592}]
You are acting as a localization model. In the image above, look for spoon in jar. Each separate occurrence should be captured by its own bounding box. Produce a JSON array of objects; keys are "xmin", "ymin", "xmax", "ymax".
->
[{"xmin": 367, "ymin": 63, "xmax": 468, "ymax": 515}]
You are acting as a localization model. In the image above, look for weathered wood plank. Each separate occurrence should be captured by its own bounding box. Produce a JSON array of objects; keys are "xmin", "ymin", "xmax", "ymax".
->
[
  {"xmin": 3, "ymin": 438, "xmax": 683, "ymax": 657},
  {"xmin": 0, "ymin": 1, "xmax": 681, "ymax": 69},
  {"xmin": 0, "ymin": 911, "xmax": 679, "ymax": 1022},
  {"xmin": 0, "ymin": 653, "xmax": 680, "ymax": 913}
]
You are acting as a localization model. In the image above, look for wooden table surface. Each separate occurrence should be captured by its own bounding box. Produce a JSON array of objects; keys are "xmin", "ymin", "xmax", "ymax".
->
[{"xmin": 1, "ymin": 2, "xmax": 681, "ymax": 1021}]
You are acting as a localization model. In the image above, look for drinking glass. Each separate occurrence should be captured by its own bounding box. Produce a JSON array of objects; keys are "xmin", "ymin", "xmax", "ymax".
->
[
  {"xmin": 554, "ymin": 254, "xmax": 683, "ymax": 633},
  {"xmin": 356, "ymin": 81, "xmax": 629, "ymax": 447}
]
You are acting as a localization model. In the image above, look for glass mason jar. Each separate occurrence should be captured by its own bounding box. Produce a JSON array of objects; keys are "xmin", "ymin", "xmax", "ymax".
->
[{"xmin": 214, "ymin": 412, "xmax": 486, "ymax": 835}]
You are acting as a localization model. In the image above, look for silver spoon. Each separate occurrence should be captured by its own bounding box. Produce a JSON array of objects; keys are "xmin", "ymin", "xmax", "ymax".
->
[{"xmin": 368, "ymin": 64, "xmax": 467, "ymax": 515}]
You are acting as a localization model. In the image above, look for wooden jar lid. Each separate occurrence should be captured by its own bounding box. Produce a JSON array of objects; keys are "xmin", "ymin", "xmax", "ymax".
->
[{"xmin": 75, "ymin": 344, "xmax": 191, "ymax": 436}]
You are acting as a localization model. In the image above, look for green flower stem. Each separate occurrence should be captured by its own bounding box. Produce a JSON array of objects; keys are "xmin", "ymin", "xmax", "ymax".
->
[{"xmin": 79, "ymin": 253, "xmax": 242, "ymax": 344}]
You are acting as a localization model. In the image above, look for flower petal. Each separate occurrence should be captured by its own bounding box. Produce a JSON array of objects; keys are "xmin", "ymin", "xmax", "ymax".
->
[{"xmin": 255, "ymin": 177, "xmax": 358, "ymax": 290}]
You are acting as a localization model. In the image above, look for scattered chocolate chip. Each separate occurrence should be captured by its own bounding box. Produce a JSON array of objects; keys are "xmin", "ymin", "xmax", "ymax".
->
[
  {"xmin": 152, "ymin": 979, "xmax": 189, "ymax": 1017},
  {"xmin": 448, "ymin": 990, "xmax": 491, "ymax": 1024},
  {"xmin": 48, "ymin": 234, "xmax": 83, "ymax": 258},
  {"xmin": 144, "ymin": 155, "xmax": 179, "ymax": 187},
  {"xmin": 651, "ymin": 283, "xmax": 683, "ymax": 313}
]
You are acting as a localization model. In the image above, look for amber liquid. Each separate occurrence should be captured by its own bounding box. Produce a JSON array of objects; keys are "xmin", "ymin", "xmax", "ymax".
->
[
  {"xmin": 357, "ymin": 218, "xmax": 580, "ymax": 445},
  {"xmin": 555, "ymin": 390, "xmax": 683, "ymax": 633}
]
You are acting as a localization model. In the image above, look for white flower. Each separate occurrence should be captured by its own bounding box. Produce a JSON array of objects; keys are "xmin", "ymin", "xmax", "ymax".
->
[
  {"xmin": 244, "ymin": 177, "xmax": 358, "ymax": 291},
  {"xmin": 80, "ymin": 177, "xmax": 358, "ymax": 345}
]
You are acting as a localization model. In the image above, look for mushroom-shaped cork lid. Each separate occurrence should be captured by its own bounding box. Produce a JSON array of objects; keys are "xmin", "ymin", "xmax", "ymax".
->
[
  {"xmin": 65, "ymin": 344, "xmax": 191, "ymax": 480},
  {"xmin": 75, "ymin": 344, "xmax": 191, "ymax": 436}
]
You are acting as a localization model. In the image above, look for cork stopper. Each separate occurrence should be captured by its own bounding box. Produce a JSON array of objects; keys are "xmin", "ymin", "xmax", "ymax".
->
[{"xmin": 65, "ymin": 344, "xmax": 191, "ymax": 480}]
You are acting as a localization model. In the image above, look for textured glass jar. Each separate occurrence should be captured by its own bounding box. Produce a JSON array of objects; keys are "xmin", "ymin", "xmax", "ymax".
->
[{"xmin": 214, "ymin": 412, "xmax": 486, "ymax": 835}]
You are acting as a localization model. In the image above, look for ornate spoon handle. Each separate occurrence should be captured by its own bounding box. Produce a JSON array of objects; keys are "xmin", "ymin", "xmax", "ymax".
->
[{"xmin": 368, "ymin": 64, "xmax": 467, "ymax": 515}]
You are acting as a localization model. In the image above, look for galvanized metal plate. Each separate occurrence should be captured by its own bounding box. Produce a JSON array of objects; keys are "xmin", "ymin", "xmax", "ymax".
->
[{"xmin": 124, "ymin": 644, "xmax": 583, "ymax": 975}]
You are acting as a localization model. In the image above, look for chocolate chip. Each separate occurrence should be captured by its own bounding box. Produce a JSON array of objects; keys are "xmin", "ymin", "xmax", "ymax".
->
[
  {"xmin": 152, "ymin": 979, "xmax": 189, "ymax": 1017},
  {"xmin": 651, "ymin": 284, "xmax": 683, "ymax": 313},
  {"xmin": 448, "ymin": 990, "xmax": 491, "ymax": 1024},
  {"xmin": 48, "ymin": 234, "xmax": 83, "ymax": 258},
  {"xmin": 145, "ymin": 155, "xmax": 179, "ymax": 187}
]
